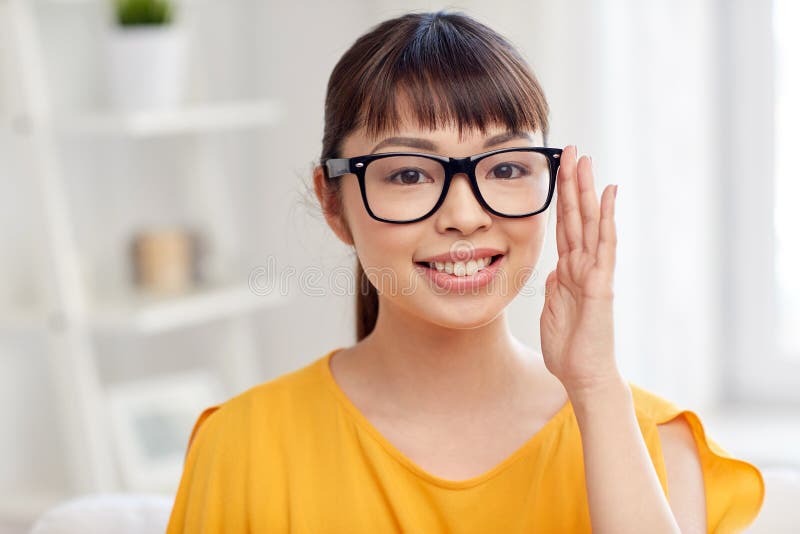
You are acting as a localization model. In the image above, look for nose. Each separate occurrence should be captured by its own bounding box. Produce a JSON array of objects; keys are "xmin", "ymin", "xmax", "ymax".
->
[{"xmin": 433, "ymin": 172, "xmax": 492, "ymax": 234}]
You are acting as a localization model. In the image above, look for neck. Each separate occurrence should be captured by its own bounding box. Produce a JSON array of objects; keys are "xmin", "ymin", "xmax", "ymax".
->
[{"xmin": 356, "ymin": 298, "xmax": 536, "ymax": 416}]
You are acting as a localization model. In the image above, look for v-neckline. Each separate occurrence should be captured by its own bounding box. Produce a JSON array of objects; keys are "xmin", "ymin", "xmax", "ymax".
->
[{"xmin": 319, "ymin": 347, "xmax": 573, "ymax": 490}]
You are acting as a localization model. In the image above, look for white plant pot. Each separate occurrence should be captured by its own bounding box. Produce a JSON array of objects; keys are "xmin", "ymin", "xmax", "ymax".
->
[{"xmin": 106, "ymin": 25, "xmax": 187, "ymax": 112}]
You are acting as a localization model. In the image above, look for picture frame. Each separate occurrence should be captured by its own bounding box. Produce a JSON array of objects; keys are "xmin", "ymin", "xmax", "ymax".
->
[{"xmin": 106, "ymin": 369, "xmax": 225, "ymax": 493}]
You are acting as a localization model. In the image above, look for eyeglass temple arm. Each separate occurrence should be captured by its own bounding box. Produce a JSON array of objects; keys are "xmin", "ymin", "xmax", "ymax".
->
[{"xmin": 323, "ymin": 158, "xmax": 350, "ymax": 179}]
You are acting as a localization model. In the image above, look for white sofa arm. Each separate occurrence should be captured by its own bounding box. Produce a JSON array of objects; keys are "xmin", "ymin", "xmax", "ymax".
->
[{"xmin": 30, "ymin": 493, "xmax": 172, "ymax": 534}]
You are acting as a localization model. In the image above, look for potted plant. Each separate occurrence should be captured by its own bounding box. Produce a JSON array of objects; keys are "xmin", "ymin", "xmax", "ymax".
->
[{"xmin": 106, "ymin": 0, "xmax": 188, "ymax": 111}]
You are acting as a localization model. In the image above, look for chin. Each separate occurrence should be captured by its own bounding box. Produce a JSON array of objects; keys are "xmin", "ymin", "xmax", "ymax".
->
[{"xmin": 413, "ymin": 296, "xmax": 506, "ymax": 330}]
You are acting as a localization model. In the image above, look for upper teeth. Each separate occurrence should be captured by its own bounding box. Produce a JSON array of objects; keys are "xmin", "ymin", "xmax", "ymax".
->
[{"xmin": 428, "ymin": 256, "xmax": 494, "ymax": 276}]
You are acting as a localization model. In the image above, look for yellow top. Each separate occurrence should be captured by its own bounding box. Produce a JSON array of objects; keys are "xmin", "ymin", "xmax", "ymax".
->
[{"xmin": 167, "ymin": 347, "xmax": 764, "ymax": 533}]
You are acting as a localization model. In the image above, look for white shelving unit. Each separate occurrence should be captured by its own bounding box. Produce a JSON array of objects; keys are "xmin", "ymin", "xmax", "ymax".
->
[
  {"xmin": 91, "ymin": 282, "xmax": 287, "ymax": 335},
  {"xmin": 60, "ymin": 99, "xmax": 285, "ymax": 137},
  {"xmin": 2, "ymin": 0, "xmax": 291, "ymax": 514}
]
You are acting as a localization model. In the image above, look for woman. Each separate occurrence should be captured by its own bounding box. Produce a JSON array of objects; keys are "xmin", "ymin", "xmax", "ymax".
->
[{"xmin": 167, "ymin": 10, "xmax": 763, "ymax": 533}]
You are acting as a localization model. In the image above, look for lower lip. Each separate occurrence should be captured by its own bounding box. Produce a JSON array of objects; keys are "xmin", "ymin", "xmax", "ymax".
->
[{"xmin": 414, "ymin": 255, "xmax": 505, "ymax": 292}]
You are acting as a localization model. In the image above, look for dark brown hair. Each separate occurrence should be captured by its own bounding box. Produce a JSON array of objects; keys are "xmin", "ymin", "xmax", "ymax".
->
[{"xmin": 318, "ymin": 10, "xmax": 551, "ymax": 342}]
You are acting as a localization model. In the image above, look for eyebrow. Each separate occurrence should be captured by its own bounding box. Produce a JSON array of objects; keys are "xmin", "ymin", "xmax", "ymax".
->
[{"xmin": 369, "ymin": 131, "xmax": 534, "ymax": 154}]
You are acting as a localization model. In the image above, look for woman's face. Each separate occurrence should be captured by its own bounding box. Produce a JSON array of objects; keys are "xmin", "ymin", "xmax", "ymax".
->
[{"xmin": 334, "ymin": 108, "xmax": 550, "ymax": 330}]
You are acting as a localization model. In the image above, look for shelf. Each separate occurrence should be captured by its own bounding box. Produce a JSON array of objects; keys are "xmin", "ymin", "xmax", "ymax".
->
[
  {"xmin": 1, "ymin": 282, "xmax": 290, "ymax": 335},
  {"xmin": 59, "ymin": 99, "xmax": 285, "ymax": 137},
  {"xmin": 92, "ymin": 282, "xmax": 290, "ymax": 335}
]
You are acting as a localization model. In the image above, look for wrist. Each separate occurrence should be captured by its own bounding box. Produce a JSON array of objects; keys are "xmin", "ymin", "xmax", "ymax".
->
[{"xmin": 566, "ymin": 373, "xmax": 631, "ymax": 416}]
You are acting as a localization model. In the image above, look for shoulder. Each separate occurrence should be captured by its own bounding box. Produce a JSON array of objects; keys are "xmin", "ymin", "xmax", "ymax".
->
[
  {"xmin": 627, "ymin": 382, "xmax": 765, "ymax": 533},
  {"xmin": 627, "ymin": 382, "xmax": 682, "ymax": 424},
  {"xmin": 186, "ymin": 353, "xmax": 329, "ymax": 452},
  {"xmin": 168, "ymin": 352, "xmax": 334, "ymax": 531},
  {"xmin": 626, "ymin": 383, "xmax": 690, "ymax": 446},
  {"xmin": 629, "ymin": 383, "xmax": 702, "ymax": 475},
  {"xmin": 626, "ymin": 383, "xmax": 704, "ymax": 497}
]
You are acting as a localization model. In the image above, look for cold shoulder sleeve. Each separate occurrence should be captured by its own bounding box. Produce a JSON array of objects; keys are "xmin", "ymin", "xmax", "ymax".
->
[{"xmin": 631, "ymin": 384, "xmax": 765, "ymax": 533}]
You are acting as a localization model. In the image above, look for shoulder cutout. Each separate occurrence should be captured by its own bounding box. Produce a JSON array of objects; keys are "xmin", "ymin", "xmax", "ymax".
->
[{"xmin": 657, "ymin": 414, "xmax": 707, "ymax": 534}]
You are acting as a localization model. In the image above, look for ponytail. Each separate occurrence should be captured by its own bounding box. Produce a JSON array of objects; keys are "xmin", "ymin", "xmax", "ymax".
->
[{"xmin": 355, "ymin": 259, "xmax": 379, "ymax": 341}]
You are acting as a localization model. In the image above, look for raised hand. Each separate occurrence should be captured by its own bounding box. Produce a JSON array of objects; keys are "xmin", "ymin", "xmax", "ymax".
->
[{"xmin": 540, "ymin": 145, "xmax": 620, "ymax": 395}]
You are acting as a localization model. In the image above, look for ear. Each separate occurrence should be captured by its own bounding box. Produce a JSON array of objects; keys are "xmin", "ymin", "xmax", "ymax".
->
[{"xmin": 313, "ymin": 165, "xmax": 355, "ymax": 247}]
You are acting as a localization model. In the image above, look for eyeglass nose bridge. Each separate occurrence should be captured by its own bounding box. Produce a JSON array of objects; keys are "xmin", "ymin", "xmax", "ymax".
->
[
  {"xmin": 444, "ymin": 156, "xmax": 474, "ymax": 178},
  {"xmin": 437, "ymin": 156, "xmax": 492, "ymax": 213}
]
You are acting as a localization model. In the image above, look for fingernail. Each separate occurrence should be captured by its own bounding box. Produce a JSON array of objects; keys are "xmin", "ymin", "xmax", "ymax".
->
[
  {"xmin": 589, "ymin": 155, "xmax": 593, "ymax": 165},
  {"xmin": 614, "ymin": 185, "xmax": 618, "ymax": 199}
]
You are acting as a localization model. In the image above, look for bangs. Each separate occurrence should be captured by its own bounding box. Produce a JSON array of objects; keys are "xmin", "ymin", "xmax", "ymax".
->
[{"xmin": 353, "ymin": 16, "xmax": 549, "ymax": 143}]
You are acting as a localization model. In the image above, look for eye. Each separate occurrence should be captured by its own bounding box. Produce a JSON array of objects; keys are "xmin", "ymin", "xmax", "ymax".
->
[
  {"xmin": 488, "ymin": 163, "xmax": 529, "ymax": 180},
  {"xmin": 386, "ymin": 168, "xmax": 432, "ymax": 185}
]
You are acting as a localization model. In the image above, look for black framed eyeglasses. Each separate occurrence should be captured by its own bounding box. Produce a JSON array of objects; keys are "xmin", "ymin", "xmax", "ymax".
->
[{"xmin": 322, "ymin": 147, "xmax": 562, "ymax": 224}]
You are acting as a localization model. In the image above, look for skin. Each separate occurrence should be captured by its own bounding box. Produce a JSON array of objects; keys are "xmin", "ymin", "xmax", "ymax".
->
[{"xmin": 313, "ymin": 101, "xmax": 707, "ymax": 532}]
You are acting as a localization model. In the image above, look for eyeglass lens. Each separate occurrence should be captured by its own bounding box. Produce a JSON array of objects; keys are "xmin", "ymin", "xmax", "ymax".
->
[{"xmin": 363, "ymin": 150, "xmax": 552, "ymax": 221}]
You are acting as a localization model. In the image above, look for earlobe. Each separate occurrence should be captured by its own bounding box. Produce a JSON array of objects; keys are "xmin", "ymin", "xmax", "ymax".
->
[{"xmin": 313, "ymin": 165, "xmax": 355, "ymax": 247}]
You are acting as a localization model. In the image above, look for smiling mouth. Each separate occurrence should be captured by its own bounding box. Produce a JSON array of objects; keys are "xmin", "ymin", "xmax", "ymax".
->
[{"xmin": 414, "ymin": 254, "xmax": 504, "ymax": 276}]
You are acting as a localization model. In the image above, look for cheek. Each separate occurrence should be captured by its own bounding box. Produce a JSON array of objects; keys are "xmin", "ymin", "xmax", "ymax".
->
[
  {"xmin": 510, "ymin": 215, "xmax": 547, "ymax": 256},
  {"xmin": 357, "ymin": 230, "xmax": 421, "ymax": 296},
  {"xmin": 505, "ymin": 215, "xmax": 548, "ymax": 284},
  {"xmin": 342, "ymin": 185, "xmax": 420, "ymax": 287}
]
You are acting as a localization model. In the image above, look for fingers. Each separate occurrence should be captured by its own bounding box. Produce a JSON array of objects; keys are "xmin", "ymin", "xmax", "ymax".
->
[
  {"xmin": 577, "ymin": 155, "xmax": 600, "ymax": 255},
  {"xmin": 555, "ymin": 145, "xmax": 617, "ymax": 277},
  {"xmin": 557, "ymin": 146, "xmax": 584, "ymax": 252},
  {"xmin": 596, "ymin": 184, "xmax": 618, "ymax": 273}
]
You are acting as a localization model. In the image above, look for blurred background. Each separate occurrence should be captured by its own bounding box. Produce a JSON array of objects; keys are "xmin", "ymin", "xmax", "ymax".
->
[{"xmin": 1, "ymin": 0, "xmax": 798, "ymax": 531}]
